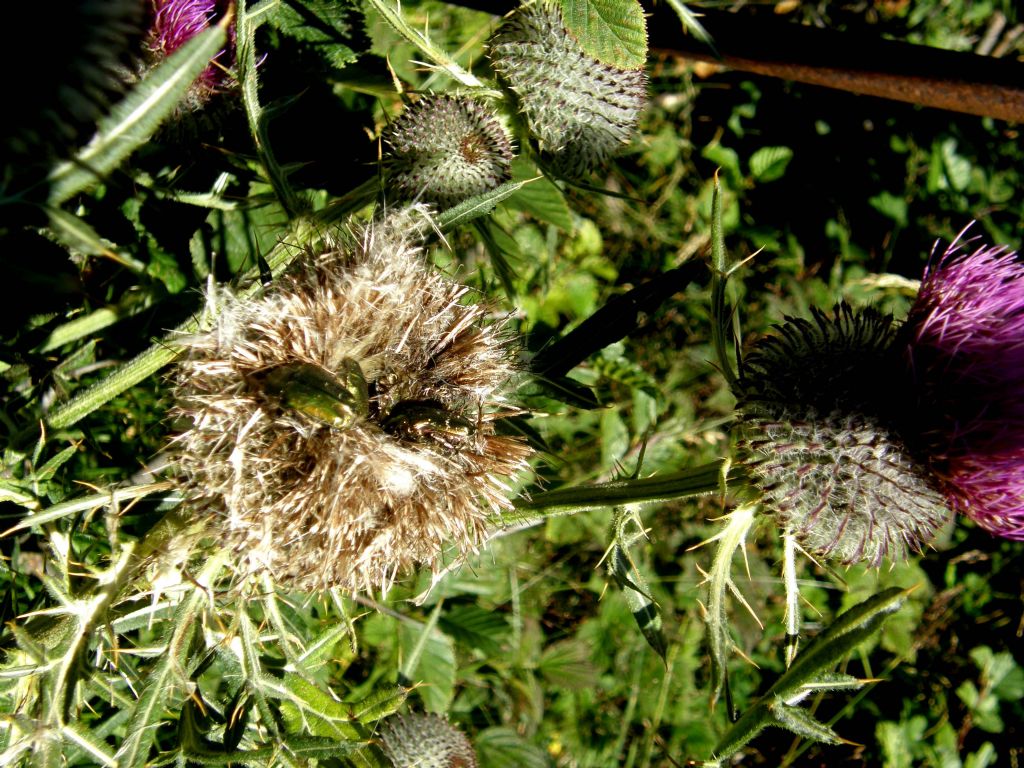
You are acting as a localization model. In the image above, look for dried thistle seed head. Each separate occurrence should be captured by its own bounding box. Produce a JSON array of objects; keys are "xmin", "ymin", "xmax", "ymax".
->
[
  {"xmin": 382, "ymin": 95, "xmax": 514, "ymax": 208},
  {"xmin": 380, "ymin": 714, "xmax": 478, "ymax": 768},
  {"xmin": 171, "ymin": 210, "xmax": 533, "ymax": 593},
  {"xmin": 900, "ymin": 229, "xmax": 1024, "ymax": 539},
  {"xmin": 487, "ymin": 1, "xmax": 647, "ymax": 178},
  {"xmin": 737, "ymin": 306, "xmax": 952, "ymax": 565}
]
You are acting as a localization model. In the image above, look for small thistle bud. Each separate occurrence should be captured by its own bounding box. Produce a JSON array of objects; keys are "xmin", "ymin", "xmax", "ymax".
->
[
  {"xmin": 737, "ymin": 306, "xmax": 952, "ymax": 565},
  {"xmin": 382, "ymin": 95, "xmax": 514, "ymax": 208},
  {"xmin": 380, "ymin": 714, "xmax": 478, "ymax": 768},
  {"xmin": 900, "ymin": 229, "xmax": 1024, "ymax": 539},
  {"xmin": 487, "ymin": 1, "xmax": 648, "ymax": 177},
  {"xmin": 145, "ymin": 0, "xmax": 235, "ymax": 109},
  {"xmin": 172, "ymin": 209, "xmax": 533, "ymax": 592}
]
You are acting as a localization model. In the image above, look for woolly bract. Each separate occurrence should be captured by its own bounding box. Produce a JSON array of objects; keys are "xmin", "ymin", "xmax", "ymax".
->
[
  {"xmin": 487, "ymin": 1, "xmax": 647, "ymax": 178},
  {"xmin": 382, "ymin": 95, "xmax": 514, "ymax": 209},
  {"xmin": 380, "ymin": 713, "xmax": 478, "ymax": 768},
  {"xmin": 737, "ymin": 306, "xmax": 952, "ymax": 565},
  {"xmin": 172, "ymin": 212, "xmax": 532, "ymax": 592}
]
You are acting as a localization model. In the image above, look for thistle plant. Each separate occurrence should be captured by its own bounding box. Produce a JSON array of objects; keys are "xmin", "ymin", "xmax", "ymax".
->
[
  {"xmin": 172, "ymin": 208, "xmax": 532, "ymax": 593},
  {"xmin": 487, "ymin": 1, "xmax": 648, "ymax": 178},
  {"xmin": 738, "ymin": 229, "xmax": 1024, "ymax": 559},
  {"xmin": 382, "ymin": 95, "xmax": 515, "ymax": 208},
  {"xmin": 5, "ymin": 1, "xmax": 1023, "ymax": 767},
  {"xmin": 736, "ymin": 306, "xmax": 952, "ymax": 566}
]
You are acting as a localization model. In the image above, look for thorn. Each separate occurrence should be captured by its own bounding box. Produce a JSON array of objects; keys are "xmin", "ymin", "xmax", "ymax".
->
[
  {"xmin": 784, "ymin": 633, "xmax": 799, "ymax": 667},
  {"xmin": 733, "ymin": 645, "xmax": 760, "ymax": 669}
]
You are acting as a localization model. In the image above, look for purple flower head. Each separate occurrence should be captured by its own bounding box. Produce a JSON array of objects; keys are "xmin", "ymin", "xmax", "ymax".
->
[
  {"xmin": 146, "ymin": 0, "xmax": 234, "ymax": 100},
  {"xmin": 902, "ymin": 225, "xmax": 1024, "ymax": 540}
]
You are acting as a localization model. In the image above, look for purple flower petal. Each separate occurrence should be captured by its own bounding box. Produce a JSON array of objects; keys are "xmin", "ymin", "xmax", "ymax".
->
[
  {"xmin": 147, "ymin": 0, "xmax": 233, "ymax": 97},
  {"xmin": 903, "ymin": 224, "xmax": 1024, "ymax": 539}
]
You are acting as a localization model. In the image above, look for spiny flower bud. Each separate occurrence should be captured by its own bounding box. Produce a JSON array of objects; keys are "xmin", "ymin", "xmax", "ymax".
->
[
  {"xmin": 900, "ymin": 229, "xmax": 1024, "ymax": 540},
  {"xmin": 172, "ymin": 208, "xmax": 533, "ymax": 593},
  {"xmin": 487, "ymin": 1, "xmax": 647, "ymax": 178},
  {"xmin": 380, "ymin": 713, "xmax": 478, "ymax": 768},
  {"xmin": 383, "ymin": 95, "xmax": 514, "ymax": 208},
  {"xmin": 737, "ymin": 306, "xmax": 952, "ymax": 565}
]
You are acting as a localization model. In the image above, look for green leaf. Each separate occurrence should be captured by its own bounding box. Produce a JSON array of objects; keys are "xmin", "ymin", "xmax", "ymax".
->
[
  {"xmin": 538, "ymin": 639, "xmax": 597, "ymax": 689},
  {"xmin": 711, "ymin": 587, "xmax": 908, "ymax": 762},
  {"xmin": 146, "ymin": 250, "xmax": 188, "ymax": 294},
  {"xmin": 560, "ymin": 0, "xmax": 648, "ymax": 69},
  {"xmin": 33, "ymin": 446, "xmax": 77, "ymax": 484},
  {"xmin": 599, "ymin": 409, "xmax": 629, "ymax": 468},
  {"xmin": 348, "ymin": 686, "xmax": 407, "ymax": 724},
  {"xmin": 362, "ymin": 0, "xmax": 486, "ymax": 87},
  {"xmin": 277, "ymin": 674, "xmax": 361, "ymax": 740},
  {"xmin": 964, "ymin": 743, "xmax": 998, "ymax": 768},
  {"xmin": 265, "ymin": 0, "xmax": 359, "ymax": 70},
  {"xmin": 505, "ymin": 158, "xmax": 574, "ymax": 230},
  {"xmin": 868, "ymin": 190, "xmax": 909, "ymax": 227},
  {"xmin": 398, "ymin": 622, "xmax": 456, "ymax": 713},
  {"xmin": 749, "ymin": 146, "xmax": 794, "ymax": 182},
  {"xmin": 876, "ymin": 717, "xmax": 927, "ymax": 768},
  {"xmin": 663, "ymin": 0, "xmax": 715, "ymax": 50},
  {"xmin": 439, "ymin": 605, "xmax": 510, "ymax": 657},
  {"xmin": 474, "ymin": 727, "xmax": 551, "ymax": 768},
  {"xmin": 47, "ymin": 23, "xmax": 229, "ymax": 205},
  {"xmin": 115, "ymin": 554, "xmax": 227, "ymax": 768},
  {"xmin": 507, "ymin": 460, "xmax": 735, "ymax": 521},
  {"xmin": 43, "ymin": 207, "xmax": 146, "ymax": 273}
]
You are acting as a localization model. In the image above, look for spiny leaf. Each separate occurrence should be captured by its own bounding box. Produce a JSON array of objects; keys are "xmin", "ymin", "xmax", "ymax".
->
[
  {"xmin": 436, "ymin": 179, "xmax": 530, "ymax": 230},
  {"xmin": 348, "ymin": 686, "xmax": 407, "ymax": 724},
  {"xmin": 607, "ymin": 507, "xmax": 667, "ymax": 662},
  {"xmin": 710, "ymin": 587, "xmax": 908, "ymax": 763},
  {"xmin": 277, "ymin": 674, "xmax": 362, "ymax": 740},
  {"xmin": 505, "ymin": 460, "xmax": 735, "ymax": 522},
  {"xmin": 47, "ymin": 22, "xmax": 229, "ymax": 205},
  {"xmin": 363, "ymin": 0, "xmax": 485, "ymax": 87},
  {"xmin": 115, "ymin": 554, "xmax": 226, "ymax": 768},
  {"xmin": 769, "ymin": 701, "xmax": 845, "ymax": 745}
]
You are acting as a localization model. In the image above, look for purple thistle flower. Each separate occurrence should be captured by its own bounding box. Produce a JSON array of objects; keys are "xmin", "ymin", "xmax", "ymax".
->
[
  {"xmin": 902, "ymin": 225, "xmax": 1024, "ymax": 540},
  {"xmin": 146, "ymin": 0, "xmax": 233, "ymax": 100}
]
